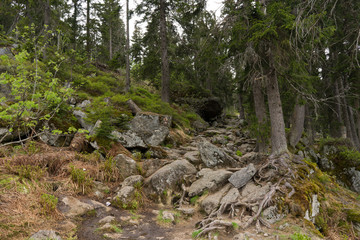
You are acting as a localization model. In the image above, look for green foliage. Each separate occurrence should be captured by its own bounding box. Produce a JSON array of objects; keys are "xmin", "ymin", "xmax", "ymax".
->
[
  {"xmin": 101, "ymin": 157, "xmax": 119, "ymax": 182},
  {"xmin": 191, "ymin": 229, "xmax": 202, "ymax": 238},
  {"xmin": 290, "ymin": 232, "xmax": 311, "ymax": 240},
  {"xmin": 0, "ymin": 49, "xmax": 73, "ymax": 135},
  {"xmin": 190, "ymin": 195, "xmax": 199, "ymax": 205},
  {"xmin": 70, "ymin": 165, "xmax": 93, "ymax": 194},
  {"xmin": 236, "ymin": 150, "xmax": 243, "ymax": 157},
  {"xmin": 39, "ymin": 193, "xmax": 58, "ymax": 215},
  {"xmin": 231, "ymin": 222, "xmax": 239, "ymax": 230}
]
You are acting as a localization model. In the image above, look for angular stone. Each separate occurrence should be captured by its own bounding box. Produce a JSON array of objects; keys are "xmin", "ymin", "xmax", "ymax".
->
[
  {"xmin": 220, "ymin": 187, "xmax": 240, "ymax": 204},
  {"xmin": 240, "ymin": 181, "xmax": 270, "ymax": 203},
  {"xmin": 198, "ymin": 141, "xmax": 235, "ymax": 168},
  {"xmin": 114, "ymin": 154, "xmax": 138, "ymax": 179},
  {"xmin": 262, "ymin": 206, "xmax": 284, "ymax": 224},
  {"xmin": 57, "ymin": 196, "xmax": 105, "ymax": 218},
  {"xmin": 29, "ymin": 230, "xmax": 62, "ymax": 240},
  {"xmin": 113, "ymin": 186, "xmax": 135, "ymax": 204},
  {"xmin": 201, "ymin": 184, "xmax": 232, "ymax": 214},
  {"xmin": 228, "ymin": 163, "xmax": 256, "ymax": 188},
  {"xmin": 145, "ymin": 160, "xmax": 197, "ymax": 195},
  {"xmin": 112, "ymin": 130, "xmax": 147, "ymax": 149},
  {"xmin": 130, "ymin": 113, "xmax": 172, "ymax": 146},
  {"xmin": 189, "ymin": 169, "xmax": 232, "ymax": 197},
  {"xmin": 99, "ymin": 216, "xmax": 116, "ymax": 225},
  {"xmin": 184, "ymin": 151, "xmax": 201, "ymax": 164},
  {"xmin": 121, "ymin": 175, "xmax": 144, "ymax": 187},
  {"xmin": 348, "ymin": 168, "xmax": 360, "ymax": 193},
  {"xmin": 73, "ymin": 110, "xmax": 93, "ymax": 132}
]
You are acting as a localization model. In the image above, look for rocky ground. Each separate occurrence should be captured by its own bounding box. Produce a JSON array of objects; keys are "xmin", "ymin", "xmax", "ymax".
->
[{"xmin": 1, "ymin": 112, "xmax": 360, "ymax": 240}]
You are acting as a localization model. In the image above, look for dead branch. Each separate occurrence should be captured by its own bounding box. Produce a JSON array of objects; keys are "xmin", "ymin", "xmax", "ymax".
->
[{"xmin": 127, "ymin": 99, "xmax": 142, "ymax": 115}]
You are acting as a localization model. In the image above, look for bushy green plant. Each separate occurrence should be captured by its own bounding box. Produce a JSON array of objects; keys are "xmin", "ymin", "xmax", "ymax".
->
[
  {"xmin": 290, "ymin": 232, "xmax": 311, "ymax": 240},
  {"xmin": 0, "ymin": 49, "xmax": 73, "ymax": 139},
  {"xmin": 70, "ymin": 165, "xmax": 93, "ymax": 194},
  {"xmin": 236, "ymin": 150, "xmax": 243, "ymax": 157},
  {"xmin": 39, "ymin": 193, "xmax": 58, "ymax": 215}
]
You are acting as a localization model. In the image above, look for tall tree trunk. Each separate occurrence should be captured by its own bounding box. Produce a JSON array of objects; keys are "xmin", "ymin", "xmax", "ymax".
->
[
  {"xmin": 86, "ymin": 0, "xmax": 91, "ymax": 57},
  {"xmin": 252, "ymin": 80, "xmax": 267, "ymax": 153},
  {"xmin": 266, "ymin": 70, "xmax": 288, "ymax": 155},
  {"xmin": 109, "ymin": 25, "xmax": 112, "ymax": 60},
  {"xmin": 334, "ymin": 79, "xmax": 345, "ymax": 137},
  {"xmin": 125, "ymin": 0, "xmax": 131, "ymax": 93},
  {"xmin": 304, "ymin": 105, "xmax": 314, "ymax": 145},
  {"xmin": 355, "ymin": 99, "xmax": 360, "ymax": 142},
  {"xmin": 43, "ymin": 0, "xmax": 50, "ymax": 59},
  {"xmin": 349, "ymin": 106, "xmax": 360, "ymax": 150},
  {"xmin": 288, "ymin": 96, "xmax": 305, "ymax": 148},
  {"xmin": 339, "ymin": 78, "xmax": 354, "ymax": 145},
  {"xmin": 159, "ymin": 0, "xmax": 170, "ymax": 103},
  {"xmin": 238, "ymin": 81, "xmax": 245, "ymax": 121},
  {"xmin": 72, "ymin": 0, "xmax": 79, "ymax": 50}
]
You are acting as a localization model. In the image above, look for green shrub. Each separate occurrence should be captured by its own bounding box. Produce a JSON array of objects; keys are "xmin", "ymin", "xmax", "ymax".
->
[
  {"xmin": 70, "ymin": 165, "xmax": 93, "ymax": 194},
  {"xmin": 39, "ymin": 193, "xmax": 58, "ymax": 215},
  {"xmin": 290, "ymin": 233, "xmax": 311, "ymax": 240},
  {"xmin": 236, "ymin": 150, "xmax": 243, "ymax": 157}
]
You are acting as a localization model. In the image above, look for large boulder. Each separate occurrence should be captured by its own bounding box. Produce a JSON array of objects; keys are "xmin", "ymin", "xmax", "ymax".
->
[
  {"xmin": 130, "ymin": 112, "xmax": 172, "ymax": 146},
  {"xmin": 348, "ymin": 168, "xmax": 360, "ymax": 193},
  {"xmin": 198, "ymin": 141, "xmax": 235, "ymax": 168},
  {"xmin": 113, "ymin": 154, "xmax": 139, "ymax": 179},
  {"xmin": 200, "ymin": 184, "xmax": 232, "ymax": 214},
  {"xmin": 240, "ymin": 181, "xmax": 270, "ymax": 203},
  {"xmin": 188, "ymin": 169, "xmax": 232, "ymax": 197},
  {"xmin": 57, "ymin": 196, "xmax": 106, "ymax": 218},
  {"xmin": 144, "ymin": 160, "xmax": 197, "ymax": 196},
  {"xmin": 73, "ymin": 110, "xmax": 94, "ymax": 132},
  {"xmin": 0, "ymin": 128, "xmax": 13, "ymax": 143},
  {"xmin": 112, "ymin": 112, "xmax": 172, "ymax": 148},
  {"xmin": 112, "ymin": 130, "xmax": 147, "ymax": 149},
  {"xmin": 228, "ymin": 163, "xmax": 256, "ymax": 188}
]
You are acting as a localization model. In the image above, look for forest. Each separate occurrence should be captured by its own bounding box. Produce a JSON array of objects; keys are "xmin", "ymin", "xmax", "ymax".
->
[{"xmin": 0, "ymin": 0, "xmax": 360, "ymax": 240}]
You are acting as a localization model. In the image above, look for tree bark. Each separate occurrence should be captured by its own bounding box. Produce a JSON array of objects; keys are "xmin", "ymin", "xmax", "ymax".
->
[
  {"xmin": 238, "ymin": 85, "xmax": 245, "ymax": 121},
  {"xmin": 266, "ymin": 70, "xmax": 288, "ymax": 155},
  {"xmin": 43, "ymin": 0, "xmax": 50, "ymax": 59},
  {"xmin": 109, "ymin": 24, "xmax": 113, "ymax": 60},
  {"xmin": 339, "ymin": 78, "xmax": 355, "ymax": 145},
  {"xmin": 252, "ymin": 80, "xmax": 267, "ymax": 153},
  {"xmin": 355, "ymin": 99, "xmax": 360, "ymax": 142},
  {"xmin": 86, "ymin": 0, "xmax": 91, "ymax": 57},
  {"xmin": 349, "ymin": 106, "xmax": 360, "ymax": 150},
  {"xmin": 334, "ymin": 79, "xmax": 345, "ymax": 137},
  {"xmin": 288, "ymin": 97, "xmax": 305, "ymax": 148},
  {"xmin": 159, "ymin": 0, "xmax": 170, "ymax": 103},
  {"xmin": 125, "ymin": 0, "xmax": 131, "ymax": 93}
]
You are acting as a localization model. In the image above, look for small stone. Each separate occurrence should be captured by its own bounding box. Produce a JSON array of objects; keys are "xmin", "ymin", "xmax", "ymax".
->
[
  {"xmin": 98, "ymin": 216, "xmax": 115, "ymax": 224},
  {"xmin": 29, "ymin": 230, "xmax": 62, "ymax": 240},
  {"xmin": 177, "ymin": 207, "xmax": 195, "ymax": 216},
  {"xmin": 162, "ymin": 211, "xmax": 175, "ymax": 222}
]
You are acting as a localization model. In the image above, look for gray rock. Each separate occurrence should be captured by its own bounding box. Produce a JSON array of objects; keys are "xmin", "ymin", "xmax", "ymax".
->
[
  {"xmin": 184, "ymin": 151, "xmax": 201, "ymax": 164},
  {"xmin": 240, "ymin": 152, "xmax": 262, "ymax": 165},
  {"xmin": 220, "ymin": 187, "xmax": 240, "ymax": 204},
  {"xmin": 73, "ymin": 110, "xmax": 93, "ymax": 132},
  {"xmin": 191, "ymin": 120, "xmax": 209, "ymax": 132},
  {"xmin": 114, "ymin": 154, "xmax": 138, "ymax": 179},
  {"xmin": 348, "ymin": 168, "xmax": 360, "ymax": 193},
  {"xmin": 57, "ymin": 196, "xmax": 106, "ymax": 218},
  {"xmin": 201, "ymin": 184, "xmax": 232, "ymax": 214},
  {"xmin": 0, "ymin": 128, "xmax": 13, "ymax": 143},
  {"xmin": 39, "ymin": 131, "xmax": 73, "ymax": 147},
  {"xmin": 145, "ymin": 160, "xmax": 197, "ymax": 196},
  {"xmin": 162, "ymin": 211, "xmax": 175, "ymax": 222},
  {"xmin": 240, "ymin": 181, "xmax": 270, "ymax": 203},
  {"xmin": 99, "ymin": 216, "xmax": 115, "ymax": 224},
  {"xmin": 113, "ymin": 186, "xmax": 135, "ymax": 204},
  {"xmin": 198, "ymin": 141, "xmax": 235, "ymax": 168},
  {"xmin": 189, "ymin": 169, "xmax": 232, "ymax": 197},
  {"xmin": 112, "ymin": 130, "xmax": 147, "ymax": 149},
  {"xmin": 177, "ymin": 207, "xmax": 195, "ymax": 216},
  {"xmin": 228, "ymin": 163, "xmax": 256, "ymax": 188},
  {"xmin": 262, "ymin": 206, "xmax": 284, "ymax": 224},
  {"xmin": 142, "ymin": 159, "xmax": 170, "ymax": 177},
  {"xmin": 318, "ymin": 156, "xmax": 333, "ymax": 171},
  {"xmin": 89, "ymin": 120, "xmax": 102, "ymax": 136},
  {"xmin": 0, "ymin": 47, "xmax": 13, "ymax": 58},
  {"xmin": 93, "ymin": 181, "xmax": 110, "ymax": 198},
  {"xmin": 77, "ymin": 100, "xmax": 91, "ymax": 109},
  {"xmin": 29, "ymin": 230, "xmax": 62, "ymax": 240},
  {"xmin": 121, "ymin": 175, "xmax": 144, "ymax": 187},
  {"xmin": 130, "ymin": 113, "xmax": 172, "ymax": 146}
]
